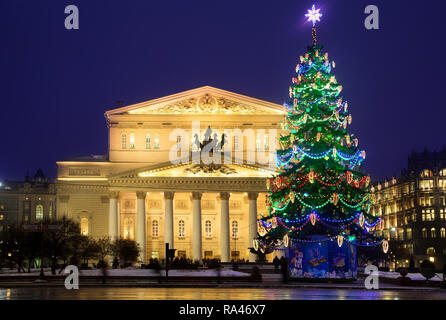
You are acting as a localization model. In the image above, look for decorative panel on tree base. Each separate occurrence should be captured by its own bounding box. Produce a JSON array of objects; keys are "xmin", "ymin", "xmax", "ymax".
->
[{"xmin": 289, "ymin": 235, "xmax": 356, "ymax": 280}]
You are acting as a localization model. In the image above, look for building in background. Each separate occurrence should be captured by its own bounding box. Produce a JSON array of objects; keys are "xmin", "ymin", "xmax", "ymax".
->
[
  {"xmin": 371, "ymin": 148, "xmax": 446, "ymax": 269},
  {"xmin": 0, "ymin": 169, "xmax": 56, "ymax": 231}
]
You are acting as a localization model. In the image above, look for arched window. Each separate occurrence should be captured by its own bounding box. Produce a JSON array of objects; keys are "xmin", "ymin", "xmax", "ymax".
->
[
  {"xmin": 441, "ymin": 228, "xmax": 446, "ymax": 238},
  {"xmin": 422, "ymin": 228, "xmax": 427, "ymax": 238},
  {"xmin": 152, "ymin": 220, "xmax": 159, "ymax": 237},
  {"xmin": 154, "ymin": 133, "xmax": 160, "ymax": 149},
  {"xmin": 145, "ymin": 134, "xmax": 151, "ymax": 149},
  {"xmin": 232, "ymin": 220, "xmax": 239, "ymax": 240},
  {"xmin": 178, "ymin": 220, "xmax": 185, "ymax": 237},
  {"xmin": 427, "ymin": 247, "xmax": 436, "ymax": 255},
  {"xmin": 431, "ymin": 228, "xmax": 436, "ymax": 238},
  {"xmin": 129, "ymin": 133, "xmax": 135, "ymax": 149},
  {"xmin": 205, "ymin": 220, "xmax": 212, "ymax": 238},
  {"xmin": 121, "ymin": 133, "xmax": 127, "ymax": 149},
  {"xmin": 123, "ymin": 218, "xmax": 134, "ymax": 240},
  {"xmin": 81, "ymin": 218, "xmax": 89, "ymax": 236},
  {"xmin": 420, "ymin": 169, "xmax": 433, "ymax": 178},
  {"xmin": 35, "ymin": 205, "xmax": 43, "ymax": 221}
]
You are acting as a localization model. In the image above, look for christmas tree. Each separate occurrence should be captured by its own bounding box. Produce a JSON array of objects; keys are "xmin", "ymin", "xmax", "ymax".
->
[{"xmin": 255, "ymin": 6, "xmax": 385, "ymax": 268}]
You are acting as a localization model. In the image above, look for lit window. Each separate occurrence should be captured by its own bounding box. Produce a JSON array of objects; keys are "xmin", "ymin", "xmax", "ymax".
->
[
  {"xmin": 264, "ymin": 134, "xmax": 269, "ymax": 151},
  {"xmin": 256, "ymin": 135, "xmax": 261, "ymax": 150},
  {"xmin": 232, "ymin": 220, "xmax": 239, "ymax": 240},
  {"xmin": 146, "ymin": 134, "xmax": 151, "ymax": 149},
  {"xmin": 441, "ymin": 228, "xmax": 446, "ymax": 238},
  {"xmin": 81, "ymin": 218, "xmax": 88, "ymax": 236},
  {"xmin": 398, "ymin": 229, "xmax": 404, "ymax": 241},
  {"xmin": 406, "ymin": 228, "xmax": 412, "ymax": 240},
  {"xmin": 178, "ymin": 220, "xmax": 185, "ymax": 237},
  {"xmin": 440, "ymin": 169, "xmax": 446, "ymax": 177},
  {"xmin": 0, "ymin": 214, "xmax": 3, "ymax": 221},
  {"xmin": 419, "ymin": 180, "xmax": 433, "ymax": 190},
  {"xmin": 151, "ymin": 251, "xmax": 159, "ymax": 259},
  {"xmin": 431, "ymin": 228, "xmax": 436, "ymax": 238},
  {"xmin": 420, "ymin": 169, "xmax": 433, "ymax": 178},
  {"xmin": 121, "ymin": 134, "xmax": 127, "ymax": 149},
  {"xmin": 152, "ymin": 220, "xmax": 159, "ymax": 237},
  {"xmin": 205, "ymin": 220, "xmax": 212, "ymax": 238},
  {"xmin": 427, "ymin": 247, "xmax": 436, "ymax": 255},
  {"xmin": 129, "ymin": 133, "xmax": 135, "ymax": 149},
  {"xmin": 154, "ymin": 134, "xmax": 160, "ymax": 149},
  {"xmin": 422, "ymin": 228, "xmax": 427, "ymax": 238},
  {"xmin": 36, "ymin": 205, "xmax": 43, "ymax": 221},
  {"xmin": 123, "ymin": 217, "xmax": 134, "ymax": 240}
]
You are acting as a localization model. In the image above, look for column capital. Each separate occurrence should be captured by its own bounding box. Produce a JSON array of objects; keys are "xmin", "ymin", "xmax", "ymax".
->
[
  {"xmin": 248, "ymin": 192, "xmax": 259, "ymax": 200},
  {"xmin": 192, "ymin": 192, "xmax": 202, "ymax": 200},
  {"xmin": 220, "ymin": 192, "xmax": 230, "ymax": 201},
  {"xmin": 108, "ymin": 191, "xmax": 119, "ymax": 199},
  {"xmin": 136, "ymin": 191, "xmax": 147, "ymax": 199},
  {"xmin": 164, "ymin": 191, "xmax": 175, "ymax": 200}
]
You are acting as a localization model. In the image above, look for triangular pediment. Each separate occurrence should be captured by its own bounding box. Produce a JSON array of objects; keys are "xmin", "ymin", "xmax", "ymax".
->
[
  {"xmin": 105, "ymin": 86, "xmax": 285, "ymax": 116},
  {"xmin": 109, "ymin": 160, "xmax": 276, "ymax": 180}
]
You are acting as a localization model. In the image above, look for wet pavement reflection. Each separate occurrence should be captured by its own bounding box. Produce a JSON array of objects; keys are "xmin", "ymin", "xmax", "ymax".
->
[{"xmin": 0, "ymin": 287, "xmax": 445, "ymax": 300}]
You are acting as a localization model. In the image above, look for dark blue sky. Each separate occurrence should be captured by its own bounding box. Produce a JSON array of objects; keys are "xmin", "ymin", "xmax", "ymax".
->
[{"xmin": 0, "ymin": 0, "xmax": 443, "ymax": 181}]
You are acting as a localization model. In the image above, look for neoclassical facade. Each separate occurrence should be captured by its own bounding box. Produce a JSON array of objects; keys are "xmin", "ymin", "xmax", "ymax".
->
[{"xmin": 56, "ymin": 86, "xmax": 285, "ymax": 263}]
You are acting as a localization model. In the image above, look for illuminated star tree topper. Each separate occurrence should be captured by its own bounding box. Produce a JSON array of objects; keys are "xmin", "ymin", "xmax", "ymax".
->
[
  {"xmin": 305, "ymin": 4, "xmax": 322, "ymax": 45},
  {"xmin": 305, "ymin": 4, "xmax": 322, "ymax": 26}
]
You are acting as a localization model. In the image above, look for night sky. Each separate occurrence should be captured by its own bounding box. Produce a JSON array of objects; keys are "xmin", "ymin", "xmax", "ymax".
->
[{"xmin": 0, "ymin": 0, "xmax": 443, "ymax": 182}]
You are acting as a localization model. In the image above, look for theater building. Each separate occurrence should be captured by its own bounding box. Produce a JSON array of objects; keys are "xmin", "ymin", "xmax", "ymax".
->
[{"xmin": 56, "ymin": 86, "xmax": 285, "ymax": 263}]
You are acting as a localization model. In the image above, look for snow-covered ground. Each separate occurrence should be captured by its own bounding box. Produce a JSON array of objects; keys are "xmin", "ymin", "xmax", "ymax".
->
[
  {"xmin": 377, "ymin": 271, "xmax": 444, "ymax": 282},
  {"xmin": 0, "ymin": 267, "xmax": 249, "ymax": 277}
]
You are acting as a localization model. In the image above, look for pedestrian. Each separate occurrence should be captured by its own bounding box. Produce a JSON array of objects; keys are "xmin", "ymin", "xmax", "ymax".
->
[
  {"xmin": 281, "ymin": 257, "xmax": 289, "ymax": 284},
  {"xmin": 215, "ymin": 262, "xmax": 222, "ymax": 284},
  {"xmin": 273, "ymin": 256, "xmax": 280, "ymax": 274},
  {"xmin": 100, "ymin": 260, "xmax": 108, "ymax": 284}
]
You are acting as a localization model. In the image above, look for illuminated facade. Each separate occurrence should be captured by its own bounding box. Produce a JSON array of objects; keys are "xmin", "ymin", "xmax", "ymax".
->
[
  {"xmin": 56, "ymin": 86, "xmax": 285, "ymax": 263},
  {"xmin": 0, "ymin": 169, "xmax": 56, "ymax": 231},
  {"xmin": 371, "ymin": 149, "xmax": 446, "ymax": 269}
]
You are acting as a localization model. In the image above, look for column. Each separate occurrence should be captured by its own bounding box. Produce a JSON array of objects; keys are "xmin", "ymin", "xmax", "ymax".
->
[
  {"xmin": 164, "ymin": 191, "xmax": 175, "ymax": 250},
  {"xmin": 192, "ymin": 192, "xmax": 202, "ymax": 262},
  {"xmin": 248, "ymin": 192, "xmax": 259, "ymax": 263},
  {"xmin": 108, "ymin": 191, "xmax": 119, "ymax": 240},
  {"xmin": 220, "ymin": 192, "xmax": 230, "ymax": 263},
  {"xmin": 136, "ymin": 191, "xmax": 147, "ymax": 264}
]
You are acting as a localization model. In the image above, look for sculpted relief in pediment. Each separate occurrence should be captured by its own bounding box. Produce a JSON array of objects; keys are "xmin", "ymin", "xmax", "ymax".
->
[{"xmin": 133, "ymin": 94, "xmax": 276, "ymax": 115}]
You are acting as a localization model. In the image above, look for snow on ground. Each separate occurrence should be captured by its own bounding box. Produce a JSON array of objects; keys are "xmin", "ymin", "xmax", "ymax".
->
[
  {"xmin": 0, "ymin": 267, "xmax": 249, "ymax": 277},
  {"xmin": 377, "ymin": 271, "xmax": 443, "ymax": 282}
]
